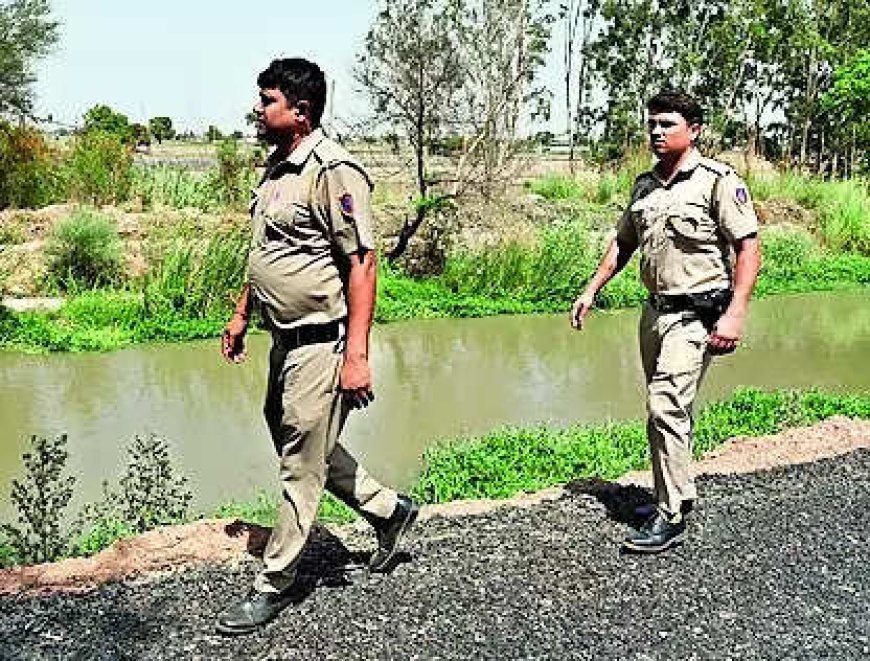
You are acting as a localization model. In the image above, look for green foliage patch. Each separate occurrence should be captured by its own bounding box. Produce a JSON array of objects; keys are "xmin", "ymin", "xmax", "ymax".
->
[
  {"xmin": 412, "ymin": 388, "xmax": 870, "ymax": 504},
  {"xmin": 45, "ymin": 210, "xmax": 123, "ymax": 291}
]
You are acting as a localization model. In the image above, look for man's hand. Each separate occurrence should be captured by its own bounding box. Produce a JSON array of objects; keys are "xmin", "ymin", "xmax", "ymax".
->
[
  {"xmin": 570, "ymin": 291, "xmax": 595, "ymax": 330},
  {"xmin": 340, "ymin": 353, "xmax": 374, "ymax": 409},
  {"xmin": 221, "ymin": 313, "xmax": 248, "ymax": 363},
  {"xmin": 708, "ymin": 312, "xmax": 744, "ymax": 355}
]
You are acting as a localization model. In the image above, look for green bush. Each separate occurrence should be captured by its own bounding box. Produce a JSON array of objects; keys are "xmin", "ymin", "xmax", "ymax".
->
[
  {"xmin": 66, "ymin": 130, "xmax": 133, "ymax": 205},
  {"xmin": 45, "ymin": 209, "xmax": 123, "ymax": 290},
  {"xmin": 208, "ymin": 139, "xmax": 257, "ymax": 210},
  {"xmin": 0, "ymin": 434, "xmax": 76, "ymax": 565},
  {"xmin": 71, "ymin": 435, "xmax": 192, "ymax": 557},
  {"xmin": 413, "ymin": 388, "xmax": 870, "ymax": 504},
  {"xmin": 0, "ymin": 122, "xmax": 65, "ymax": 209}
]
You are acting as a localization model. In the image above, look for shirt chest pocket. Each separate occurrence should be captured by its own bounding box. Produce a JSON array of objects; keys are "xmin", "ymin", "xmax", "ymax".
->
[
  {"xmin": 665, "ymin": 202, "xmax": 717, "ymax": 246},
  {"xmin": 262, "ymin": 196, "xmax": 319, "ymax": 243}
]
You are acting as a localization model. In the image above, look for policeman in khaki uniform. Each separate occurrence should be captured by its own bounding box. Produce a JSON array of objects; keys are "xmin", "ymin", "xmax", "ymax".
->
[
  {"xmin": 571, "ymin": 91, "xmax": 762, "ymax": 553},
  {"xmin": 216, "ymin": 58, "xmax": 418, "ymax": 634}
]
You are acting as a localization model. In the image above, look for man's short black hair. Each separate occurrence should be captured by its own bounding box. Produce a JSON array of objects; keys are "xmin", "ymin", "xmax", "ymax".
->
[
  {"xmin": 257, "ymin": 58, "xmax": 327, "ymax": 127},
  {"xmin": 647, "ymin": 91, "xmax": 704, "ymax": 126}
]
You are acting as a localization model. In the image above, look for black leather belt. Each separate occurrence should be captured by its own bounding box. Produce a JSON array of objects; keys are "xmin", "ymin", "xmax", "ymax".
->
[
  {"xmin": 272, "ymin": 320, "xmax": 342, "ymax": 350},
  {"xmin": 647, "ymin": 293, "xmax": 695, "ymax": 313},
  {"xmin": 648, "ymin": 290, "xmax": 731, "ymax": 315}
]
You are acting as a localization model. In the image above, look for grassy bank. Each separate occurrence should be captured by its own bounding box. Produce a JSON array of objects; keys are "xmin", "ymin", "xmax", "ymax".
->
[
  {"xmin": 2, "ymin": 170, "xmax": 869, "ymax": 352},
  {"xmin": 3, "ymin": 387, "xmax": 866, "ymax": 568},
  {"xmin": 2, "ymin": 226, "xmax": 869, "ymax": 353},
  {"xmin": 412, "ymin": 387, "xmax": 870, "ymax": 503}
]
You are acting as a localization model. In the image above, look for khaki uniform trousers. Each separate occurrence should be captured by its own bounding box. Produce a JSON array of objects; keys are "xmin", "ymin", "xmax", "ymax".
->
[
  {"xmin": 255, "ymin": 332, "xmax": 398, "ymax": 593},
  {"xmin": 639, "ymin": 303, "xmax": 713, "ymax": 516}
]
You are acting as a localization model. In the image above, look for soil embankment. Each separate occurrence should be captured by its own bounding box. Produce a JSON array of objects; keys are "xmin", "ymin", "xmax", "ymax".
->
[
  {"xmin": 0, "ymin": 419, "xmax": 868, "ymax": 659},
  {"xmin": 1, "ymin": 417, "xmax": 867, "ymax": 596}
]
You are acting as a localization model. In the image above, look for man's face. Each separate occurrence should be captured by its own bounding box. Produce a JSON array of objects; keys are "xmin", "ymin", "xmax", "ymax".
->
[
  {"xmin": 647, "ymin": 111, "xmax": 700, "ymax": 158},
  {"xmin": 253, "ymin": 88, "xmax": 306, "ymax": 143}
]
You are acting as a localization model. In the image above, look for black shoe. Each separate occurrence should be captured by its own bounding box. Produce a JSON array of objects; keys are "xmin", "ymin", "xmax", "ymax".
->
[
  {"xmin": 215, "ymin": 589, "xmax": 299, "ymax": 635},
  {"xmin": 369, "ymin": 494, "xmax": 419, "ymax": 572},
  {"xmin": 622, "ymin": 509, "xmax": 686, "ymax": 554}
]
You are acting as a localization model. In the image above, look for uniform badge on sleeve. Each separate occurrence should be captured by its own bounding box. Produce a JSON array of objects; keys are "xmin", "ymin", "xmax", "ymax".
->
[
  {"xmin": 735, "ymin": 186, "xmax": 749, "ymax": 204},
  {"xmin": 339, "ymin": 193, "xmax": 354, "ymax": 216}
]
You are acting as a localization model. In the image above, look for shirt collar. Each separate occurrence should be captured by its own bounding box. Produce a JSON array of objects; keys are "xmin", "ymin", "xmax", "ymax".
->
[
  {"xmin": 651, "ymin": 148, "xmax": 701, "ymax": 185},
  {"xmin": 287, "ymin": 127, "xmax": 325, "ymax": 166}
]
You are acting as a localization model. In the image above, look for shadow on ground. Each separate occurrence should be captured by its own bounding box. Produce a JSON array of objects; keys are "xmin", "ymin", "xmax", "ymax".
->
[{"xmin": 564, "ymin": 478, "xmax": 654, "ymax": 526}]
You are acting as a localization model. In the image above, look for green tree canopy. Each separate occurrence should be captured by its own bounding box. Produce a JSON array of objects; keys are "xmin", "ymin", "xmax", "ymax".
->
[
  {"xmin": 83, "ymin": 104, "xmax": 133, "ymax": 143},
  {"xmin": 148, "ymin": 116, "xmax": 175, "ymax": 143},
  {"xmin": 0, "ymin": 0, "xmax": 60, "ymax": 116}
]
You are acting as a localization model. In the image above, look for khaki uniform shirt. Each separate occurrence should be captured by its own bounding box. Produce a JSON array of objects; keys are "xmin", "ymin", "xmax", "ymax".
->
[
  {"xmin": 247, "ymin": 128, "xmax": 376, "ymax": 329},
  {"xmin": 616, "ymin": 149, "xmax": 759, "ymax": 295}
]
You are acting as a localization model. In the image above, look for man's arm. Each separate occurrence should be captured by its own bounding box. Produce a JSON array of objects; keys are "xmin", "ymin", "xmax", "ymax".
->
[
  {"xmin": 707, "ymin": 235, "xmax": 761, "ymax": 353},
  {"xmin": 570, "ymin": 237, "xmax": 636, "ymax": 329},
  {"xmin": 222, "ymin": 283, "xmax": 250, "ymax": 363},
  {"xmin": 340, "ymin": 250, "xmax": 377, "ymax": 407}
]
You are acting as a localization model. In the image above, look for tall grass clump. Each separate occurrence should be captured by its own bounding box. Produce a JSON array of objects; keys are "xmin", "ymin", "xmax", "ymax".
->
[
  {"xmin": 143, "ymin": 226, "xmax": 250, "ymax": 325},
  {"xmin": 528, "ymin": 174, "xmax": 586, "ymax": 200},
  {"xmin": 816, "ymin": 180, "xmax": 870, "ymax": 255},
  {"xmin": 440, "ymin": 220, "xmax": 644, "ymax": 309},
  {"xmin": 130, "ymin": 164, "xmax": 215, "ymax": 211},
  {"xmin": 66, "ymin": 130, "xmax": 134, "ymax": 206},
  {"xmin": 748, "ymin": 171, "xmax": 870, "ymax": 255},
  {"xmin": 45, "ymin": 209, "xmax": 123, "ymax": 290},
  {"xmin": 412, "ymin": 388, "xmax": 870, "ymax": 504}
]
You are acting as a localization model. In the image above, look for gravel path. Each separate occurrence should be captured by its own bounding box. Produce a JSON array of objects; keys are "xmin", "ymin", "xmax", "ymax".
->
[{"xmin": 2, "ymin": 450, "xmax": 869, "ymax": 661}]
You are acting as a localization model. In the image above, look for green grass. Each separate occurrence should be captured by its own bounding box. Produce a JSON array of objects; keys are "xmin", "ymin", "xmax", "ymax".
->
[
  {"xmin": 2, "ymin": 387, "xmax": 867, "ymax": 566},
  {"xmin": 747, "ymin": 172, "xmax": 870, "ymax": 255},
  {"xmin": 412, "ymin": 388, "xmax": 870, "ymax": 503},
  {"xmin": 130, "ymin": 165, "xmax": 216, "ymax": 211},
  {"xmin": 212, "ymin": 491, "xmax": 356, "ymax": 527}
]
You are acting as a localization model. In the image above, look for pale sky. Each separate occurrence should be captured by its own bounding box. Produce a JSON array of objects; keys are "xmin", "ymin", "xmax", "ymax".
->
[
  {"xmin": 34, "ymin": 0, "xmax": 382, "ymax": 133},
  {"xmin": 34, "ymin": 0, "xmax": 567, "ymax": 136}
]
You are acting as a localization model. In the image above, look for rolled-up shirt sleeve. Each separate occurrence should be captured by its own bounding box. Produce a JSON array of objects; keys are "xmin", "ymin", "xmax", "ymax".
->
[{"xmin": 316, "ymin": 162, "xmax": 376, "ymax": 255}]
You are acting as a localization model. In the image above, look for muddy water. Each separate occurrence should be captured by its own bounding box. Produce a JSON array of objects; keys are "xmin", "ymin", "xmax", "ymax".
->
[{"xmin": 1, "ymin": 291, "xmax": 868, "ymax": 517}]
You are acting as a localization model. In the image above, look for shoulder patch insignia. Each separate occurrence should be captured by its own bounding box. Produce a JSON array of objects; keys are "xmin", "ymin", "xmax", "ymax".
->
[
  {"xmin": 735, "ymin": 186, "xmax": 749, "ymax": 204},
  {"xmin": 340, "ymin": 193, "xmax": 354, "ymax": 216}
]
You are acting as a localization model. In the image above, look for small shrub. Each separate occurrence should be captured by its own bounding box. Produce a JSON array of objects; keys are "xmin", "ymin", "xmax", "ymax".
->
[
  {"xmin": 72, "ymin": 435, "xmax": 192, "ymax": 556},
  {"xmin": 0, "ymin": 434, "xmax": 76, "ymax": 565},
  {"xmin": 66, "ymin": 130, "xmax": 133, "ymax": 205},
  {"xmin": 0, "ymin": 123, "xmax": 65, "ymax": 209},
  {"xmin": 207, "ymin": 139, "xmax": 256, "ymax": 210},
  {"xmin": 45, "ymin": 210, "xmax": 122, "ymax": 290},
  {"xmin": 115, "ymin": 435, "xmax": 192, "ymax": 532}
]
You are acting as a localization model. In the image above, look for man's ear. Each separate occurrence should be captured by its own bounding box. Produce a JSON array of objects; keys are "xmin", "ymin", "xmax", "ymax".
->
[
  {"xmin": 689, "ymin": 122, "xmax": 702, "ymax": 143},
  {"xmin": 296, "ymin": 100, "xmax": 310, "ymax": 120}
]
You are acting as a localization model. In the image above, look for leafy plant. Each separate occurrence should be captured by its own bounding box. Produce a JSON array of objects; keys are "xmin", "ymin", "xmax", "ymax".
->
[
  {"xmin": 45, "ymin": 209, "xmax": 123, "ymax": 290},
  {"xmin": 0, "ymin": 434, "xmax": 76, "ymax": 565},
  {"xmin": 66, "ymin": 130, "xmax": 133, "ymax": 205},
  {"xmin": 207, "ymin": 139, "xmax": 256, "ymax": 210}
]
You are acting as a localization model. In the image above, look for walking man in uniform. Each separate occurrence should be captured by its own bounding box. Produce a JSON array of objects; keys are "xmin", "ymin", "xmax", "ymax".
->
[
  {"xmin": 570, "ymin": 91, "xmax": 761, "ymax": 553},
  {"xmin": 216, "ymin": 58, "xmax": 418, "ymax": 634}
]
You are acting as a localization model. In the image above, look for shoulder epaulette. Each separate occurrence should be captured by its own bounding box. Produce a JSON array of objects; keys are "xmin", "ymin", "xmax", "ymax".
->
[
  {"xmin": 312, "ymin": 139, "xmax": 373, "ymax": 189},
  {"xmin": 698, "ymin": 157, "xmax": 733, "ymax": 178}
]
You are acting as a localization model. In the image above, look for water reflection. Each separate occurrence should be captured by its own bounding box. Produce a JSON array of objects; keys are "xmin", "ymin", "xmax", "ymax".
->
[{"xmin": 1, "ymin": 291, "xmax": 868, "ymax": 517}]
